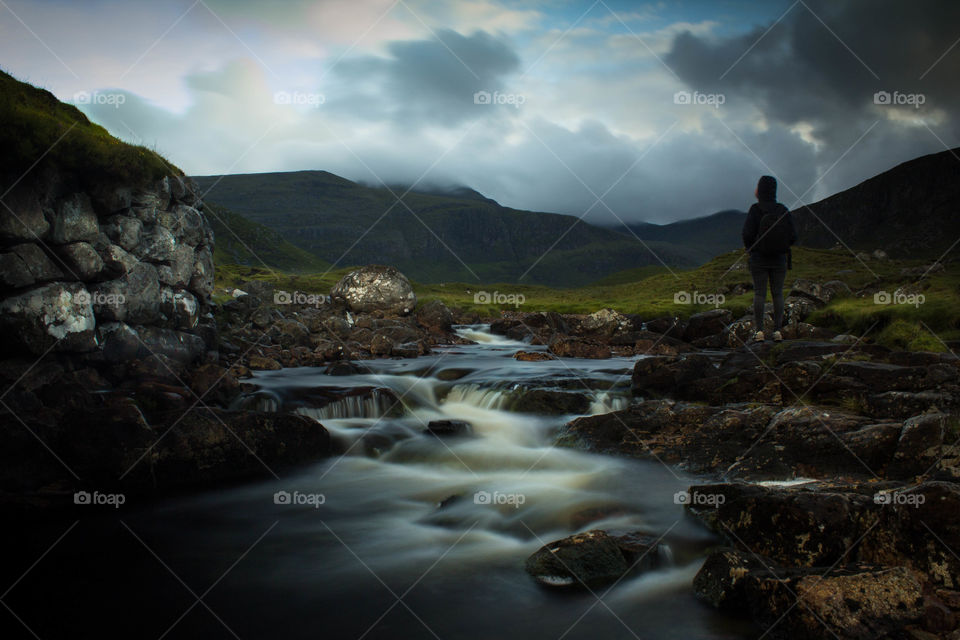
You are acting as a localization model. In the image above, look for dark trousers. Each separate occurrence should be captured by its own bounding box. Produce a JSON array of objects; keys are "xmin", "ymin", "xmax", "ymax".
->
[{"xmin": 751, "ymin": 265, "xmax": 787, "ymax": 332}]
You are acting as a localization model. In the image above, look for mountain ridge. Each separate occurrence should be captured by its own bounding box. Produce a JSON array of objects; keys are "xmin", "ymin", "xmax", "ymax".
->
[{"xmin": 192, "ymin": 170, "xmax": 705, "ymax": 287}]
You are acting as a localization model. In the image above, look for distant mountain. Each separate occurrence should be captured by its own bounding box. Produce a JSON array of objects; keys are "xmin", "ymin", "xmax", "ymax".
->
[
  {"xmin": 793, "ymin": 147, "xmax": 960, "ymax": 258},
  {"xmin": 192, "ymin": 171, "xmax": 703, "ymax": 287},
  {"xmin": 610, "ymin": 209, "xmax": 747, "ymax": 264},
  {"xmin": 205, "ymin": 203, "xmax": 330, "ymax": 273}
]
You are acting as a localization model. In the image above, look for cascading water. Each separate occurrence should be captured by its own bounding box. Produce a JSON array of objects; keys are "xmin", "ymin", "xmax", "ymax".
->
[
  {"xmin": 296, "ymin": 388, "xmax": 397, "ymax": 420},
  {"xmin": 36, "ymin": 324, "xmax": 754, "ymax": 639}
]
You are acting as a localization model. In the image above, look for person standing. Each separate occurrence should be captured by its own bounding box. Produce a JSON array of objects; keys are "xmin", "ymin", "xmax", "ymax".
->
[{"xmin": 741, "ymin": 175, "xmax": 797, "ymax": 342}]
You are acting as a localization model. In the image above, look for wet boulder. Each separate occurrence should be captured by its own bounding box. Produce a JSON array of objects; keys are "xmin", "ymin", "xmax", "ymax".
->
[
  {"xmin": 424, "ymin": 420, "xmax": 473, "ymax": 437},
  {"xmin": 524, "ymin": 530, "xmax": 629, "ymax": 588},
  {"xmin": 512, "ymin": 389, "xmax": 591, "ymax": 415},
  {"xmin": 514, "ymin": 350, "xmax": 555, "ymax": 361},
  {"xmin": 631, "ymin": 353, "xmax": 715, "ymax": 397}
]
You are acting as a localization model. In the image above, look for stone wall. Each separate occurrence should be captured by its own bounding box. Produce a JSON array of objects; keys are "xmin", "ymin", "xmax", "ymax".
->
[{"xmin": 0, "ymin": 171, "xmax": 215, "ymax": 366}]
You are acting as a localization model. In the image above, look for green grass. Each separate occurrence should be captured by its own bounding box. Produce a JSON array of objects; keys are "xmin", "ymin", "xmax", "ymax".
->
[
  {"xmin": 214, "ymin": 247, "xmax": 958, "ymax": 351},
  {"xmin": 590, "ymin": 265, "xmax": 671, "ymax": 286},
  {"xmin": 212, "ymin": 263, "xmax": 354, "ymax": 304},
  {"xmin": 874, "ymin": 320, "xmax": 949, "ymax": 352},
  {"xmin": 0, "ymin": 68, "xmax": 175, "ymax": 187}
]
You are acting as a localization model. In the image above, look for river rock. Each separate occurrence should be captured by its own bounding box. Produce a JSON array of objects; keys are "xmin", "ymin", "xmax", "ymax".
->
[
  {"xmin": 548, "ymin": 336, "xmax": 611, "ymax": 359},
  {"xmin": 513, "ymin": 389, "xmax": 591, "ymax": 415},
  {"xmin": 579, "ymin": 308, "xmax": 630, "ymax": 336},
  {"xmin": 127, "ymin": 410, "xmax": 332, "ymax": 491},
  {"xmin": 330, "ymin": 265, "xmax": 416, "ymax": 315},
  {"xmin": 860, "ymin": 482, "xmax": 960, "ymax": 588},
  {"xmin": 524, "ymin": 530, "xmax": 629, "ymax": 588},
  {"xmin": 415, "ymin": 299, "xmax": 454, "ymax": 332},
  {"xmin": 514, "ymin": 350, "xmax": 555, "ymax": 361},
  {"xmin": 424, "ymin": 420, "xmax": 473, "ymax": 437},
  {"xmin": 694, "ymin": 547, "xmax": 924, "ymax": 640},
  {"xmin": 688, "ymin": 482, "xmax": 878, "ymax": 568}
]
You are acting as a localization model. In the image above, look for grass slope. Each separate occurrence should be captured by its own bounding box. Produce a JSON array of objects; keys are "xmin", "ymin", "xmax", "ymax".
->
[{"xmin": 0, "ymin": 68, "xmax": 175, "ymax": 187}]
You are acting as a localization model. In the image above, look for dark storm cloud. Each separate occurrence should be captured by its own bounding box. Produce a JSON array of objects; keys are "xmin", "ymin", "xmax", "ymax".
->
[
  {"xmin": 664, "ymin": 0, "xmax": 960, "ymax": 200},
  {"xmin": 324, "ymin": 29, "xmax": 522, "ymax": 126}
]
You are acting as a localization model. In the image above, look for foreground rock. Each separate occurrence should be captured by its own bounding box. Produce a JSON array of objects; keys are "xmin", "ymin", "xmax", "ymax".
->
[
  {"xmin": 1, "ymin": 397, "xmax": 331, "ymax": 499},
  {"xmin": 694, "ymin": 548, "xmax": 924, "ymax": 639},
  {"xmin": 524, "ymin": 529, "xmax": 668, "ymax": 588},
  {"xmin": 689, "ymin": 481, "xmax": 960, "ymax": 639},
  {"xmin": 558, "ymin": 400, "xmax": 960, "ymax": 481}
]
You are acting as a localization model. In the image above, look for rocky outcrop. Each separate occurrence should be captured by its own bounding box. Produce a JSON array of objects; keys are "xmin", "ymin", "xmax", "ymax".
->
[
  {"xmin": 1, "ymin": 174, "xmax": 214, "ymax": 361},
  {"xmin": 694, "ymin": 547, "xmax": 924, "ymax": 640},
  {"xmin": 0, "ymin": 170, "xmax": 342, "ymax": 501},
  {"xmin": 690, "ymin": 481, "xmax": 960, "ymax": 639}
]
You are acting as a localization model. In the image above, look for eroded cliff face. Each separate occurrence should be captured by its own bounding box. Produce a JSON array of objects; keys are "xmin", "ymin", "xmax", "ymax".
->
[{"xmin": 0, "ymin": 170, "xmax": 216, "ymax": 365}]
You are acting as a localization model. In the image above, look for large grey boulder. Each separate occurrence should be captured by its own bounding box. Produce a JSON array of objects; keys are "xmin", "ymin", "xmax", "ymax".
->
[
  {"xmin": 0, "ymin": 243, "xmax": 63, "ymax": 288},
  {"xmin": 0, "ymin": 282, "xmax": 97, "ymax": 353},
  {"xmin": 331, "ymin": 265, "xmax": 416, "ymax": 315},
  {"xmin": 189, "ymin": 245, "xmax": 215, "ymax": 299},
  {"xmin": 0, "ymin": 185, "xmax": 50, "ymax": 242},
  {"xmin": 49, "ymin": 193, "xmax": 98, "ymax": 244},
  {"xmin": 102, "ymin": 214, "xmax": 142, "ymax": 251},
  {"xmin": 91, "ymin": 261, "xmax": 160, "ymax": 324},
  {"xmin": 57, "ymin": 242, "xmax": 103, "ymax": 280},
  {"xmin": 132, "ymin": 224, "xmax": 176, "ymax": 262}
]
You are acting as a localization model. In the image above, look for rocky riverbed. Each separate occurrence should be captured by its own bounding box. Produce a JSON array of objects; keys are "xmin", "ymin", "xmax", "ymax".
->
[{"xmin": 3, "ymin": 210, "xmax": 958, "ymax": 637}]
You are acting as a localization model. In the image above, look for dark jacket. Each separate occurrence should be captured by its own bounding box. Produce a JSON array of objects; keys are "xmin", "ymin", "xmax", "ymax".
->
[{"xmin": 742, "ymin": 201, "xmax": 797, "ymax": 270}]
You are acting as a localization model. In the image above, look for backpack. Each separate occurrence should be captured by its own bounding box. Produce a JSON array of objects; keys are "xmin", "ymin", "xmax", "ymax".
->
[{"xmin": 752, "ymin": 203, "xmax": 792, "ymax": 256}]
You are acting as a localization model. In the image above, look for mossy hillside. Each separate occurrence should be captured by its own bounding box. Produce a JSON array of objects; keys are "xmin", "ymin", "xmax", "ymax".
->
[{"xmin": 0, "ymin": 68, "xmax": 174, "ymax": 189}]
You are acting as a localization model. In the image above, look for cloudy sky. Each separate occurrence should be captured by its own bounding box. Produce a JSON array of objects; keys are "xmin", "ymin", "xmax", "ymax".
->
[{"xmin": 2, "ymin": 0, "xmax": 957, "ymax": 224}]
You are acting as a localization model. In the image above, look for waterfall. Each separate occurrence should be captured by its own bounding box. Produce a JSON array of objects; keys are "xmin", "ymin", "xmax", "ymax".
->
[
  {"xmin": 443, "ymin": 383, "xmax": 512, "ymax": 410},
  {"xmin": 297, "ymin": 389, "xmax": 397, "ymax": 420},
  {"xmin": 587, "ymin": 392, "xmax": 630, "ymax": 415},
  {"xmin": 234, "ymin": 390, "xmax": 282, "ymax": 412}
]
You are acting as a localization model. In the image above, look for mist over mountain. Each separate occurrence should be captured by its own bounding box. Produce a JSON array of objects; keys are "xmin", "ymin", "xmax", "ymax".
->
[{"xmin": 193, "ymin": 171, "xmax": 705, "ymax": 287}]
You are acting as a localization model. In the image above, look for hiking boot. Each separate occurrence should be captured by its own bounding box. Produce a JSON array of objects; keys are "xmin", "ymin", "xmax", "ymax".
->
[
  {"xmin": 772, "ymin": 331, "xmax": 783, "ymax": 342},
  {"xmin": 753, "ymin": 331, "xmax": 765, "ymax": 342}
]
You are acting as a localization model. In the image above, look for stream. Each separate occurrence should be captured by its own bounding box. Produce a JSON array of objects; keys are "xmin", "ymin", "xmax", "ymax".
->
[{"xmin": 4, "ymin": 325, "xmax": 756, "ymax": 639}]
